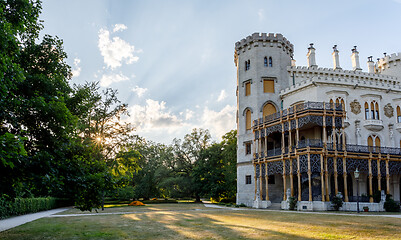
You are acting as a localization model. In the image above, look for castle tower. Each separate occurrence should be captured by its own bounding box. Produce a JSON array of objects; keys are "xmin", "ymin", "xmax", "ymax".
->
[
  {"xmin": 234, "ymin": 33, "xmax": 293, "ymax": 206},
  {"xmin": 376, "ymin": 52, "xmax": 401, "ymax": 78}
]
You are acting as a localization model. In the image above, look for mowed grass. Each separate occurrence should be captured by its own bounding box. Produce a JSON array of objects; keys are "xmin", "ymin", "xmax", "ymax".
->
[{"xmin": 1, "ymin": 203, "xmax": 401, "ymax": 239}]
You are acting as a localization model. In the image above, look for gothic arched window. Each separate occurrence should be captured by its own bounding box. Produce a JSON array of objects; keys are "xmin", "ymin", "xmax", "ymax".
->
[{"xmin": 269, "ymin": 57, "xmax": 273, "ymax": 67}]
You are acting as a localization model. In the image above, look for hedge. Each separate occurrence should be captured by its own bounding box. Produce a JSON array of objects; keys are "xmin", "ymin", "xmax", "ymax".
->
[{"xmin": 0, "ymin": 197, "xmax": 71, "ymax": 219}]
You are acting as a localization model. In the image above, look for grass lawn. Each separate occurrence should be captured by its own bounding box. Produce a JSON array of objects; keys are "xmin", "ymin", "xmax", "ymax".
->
[{"xmin": 1, "ymin": 203, "xmax": 401, "ymax": 239}]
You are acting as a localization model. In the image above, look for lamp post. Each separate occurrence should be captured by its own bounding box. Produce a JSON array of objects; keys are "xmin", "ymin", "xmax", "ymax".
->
[{"xmin": 354, "ymin": 168, "xmax": 360, "ymax": 213}]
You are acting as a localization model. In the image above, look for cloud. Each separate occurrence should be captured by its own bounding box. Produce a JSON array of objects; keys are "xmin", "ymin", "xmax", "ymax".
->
[
  {"xmin": 258, "ymin": 9, "xmax": 265, "ymax": 21},
  {"xmin": 100, "ymin": 73, "xmax": 129, "ymax": 87},
  {"xmin": 217, "ymin": 90, "xmax": 227, "ymax": 102},
  {"xmin": 132, "ymin": 86, "xmax": 148, "ymax": 97},
  {"xmin": 113, "ymin": 24, "xmax": 127, "ymax": 32},
  {"xmin": 201, "ymin": 105, "xmax": 236, "ymax": 139},
  {"xmin": 98, "ymin": 25, "xmax": 139, "ymax": 69},
  {"xmin": 128, "ymin": 99, "xmax": 182, "ymax": 131},
  {"xmin": 185, "ymin": 109, "xmax": 194, "ymax": 120},
  {"xmin": 71, "ymin": 58, "xmax": 81, "ymax": 77}
]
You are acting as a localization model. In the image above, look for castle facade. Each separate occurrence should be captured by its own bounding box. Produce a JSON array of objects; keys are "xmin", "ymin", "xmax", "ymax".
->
[{"xmin": 235, "ymin": 33, "xmax": 401, "ymax": 211}]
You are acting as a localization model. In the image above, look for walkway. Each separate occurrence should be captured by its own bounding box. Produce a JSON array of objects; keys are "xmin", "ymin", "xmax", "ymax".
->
[
  {"xmin": 0, "ymin": 208, "xmax": 69, "ymax": 232},
  {"xmin": 203, "ymin": 204, "xmax": 401, "ymax": 218}
]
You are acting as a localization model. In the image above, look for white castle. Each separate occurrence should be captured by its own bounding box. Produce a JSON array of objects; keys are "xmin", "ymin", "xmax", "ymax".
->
[{"xmin": 235, "ymin": 33, "xmax": 401, "ymax": 211}]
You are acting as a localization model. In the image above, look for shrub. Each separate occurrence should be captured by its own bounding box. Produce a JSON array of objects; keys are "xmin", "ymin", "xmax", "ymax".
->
[
  {"xmin": 239, "ymin": 203, "xmax": 247, "ymax": 207},
  {"xmin": 331, "ymin": 193, "xmax": 343, "ymax": 211},
  {"xmin": 288, "ymin": 197, "xmax": 297, "ymax": 210},
  {"xmin": 0, "ymin": 196, "xmax": 61, "ymax": 219},
  {"xmin": 384, "ymin": 194, "xmax": 400, "ymax": 212},
  {"xmin": 128, "ymin": 201, "xmax": 145, "ymax": 206}
]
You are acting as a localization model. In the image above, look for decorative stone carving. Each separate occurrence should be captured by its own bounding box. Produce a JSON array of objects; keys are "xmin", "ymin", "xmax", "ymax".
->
[
  {"xmin": 350, "ymin": 100, "xmax": 361, "ymax": 115},
  {"xmin": 384, "ymin": 103, "xmax": 394, "ymax": 118}
]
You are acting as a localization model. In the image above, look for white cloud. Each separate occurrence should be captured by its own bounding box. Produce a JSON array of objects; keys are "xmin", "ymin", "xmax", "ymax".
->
[
  {"xmin": 258, "ymin": 9, "xmax": 265, "ymax": 21},
  {"xmin": 100, "ymin": 73, "xmax": 129, "ymax": 87},
  {"xmin": 113, "ymin": 24, "xmax": 127, "ymax": 32},
  {"xmin": 132, "ymin": 86, "xmax": 148, "ymax": 97},
  {"xmin": 201, "ymin": 105, "xmax": 236, "ymax": 139},
  {"xmin": 128, "ymin": 99, "xmax": 182, "ymax": 131},
  {"xmin": 98, "ymin": 25, "xmax": 139, "ymax": 69},
  {"xmin": 185, "ymin": 109, "xmax": 194, "ymax": 120},
  {"xmin": 71, "ymin": 58, "xmax": 81, "ymax": 77},
  {"xmin": 217, "ymin": 90, "xmax": 227, "ymax": 102}
]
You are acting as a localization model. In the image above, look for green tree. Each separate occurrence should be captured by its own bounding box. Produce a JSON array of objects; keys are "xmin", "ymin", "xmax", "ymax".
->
[{"xmin": 171, "ymin": 128, "xmax": 211, "ymax": 202}]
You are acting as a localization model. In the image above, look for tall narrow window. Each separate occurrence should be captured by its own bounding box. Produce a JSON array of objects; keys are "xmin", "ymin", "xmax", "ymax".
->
[
  {"xmin": 245, "ymin": 60, "xmax": 250, "ymax": 71},
  {"xmin": 370, "ymin": 102, "xmax": 375, "ymax": 119},
  {"xmin": 330, "ymin": 99, "xmax": 334, "ymax": 109},
  {"xmin": 375, "ymin": 137, "xmax": 381, "ymax": 147},
  {"xmin": 245, "ymin": 109, "xmax": 251, "ymax": 131},
  {"xmin": 269, "ymin": 57, "xmax": 273, "ymax": 67},
  {"xmin": 245, "ymin": 175, "xmax": 252, "ymax": 184},
  {"xmin": 245, "ymin": 142, "xmax": 252, "ymax": 155},
  {"xmin": 263, "ymin": 79, "xmax": 274, "ymax": 93},
  {"xmin": 245, "ymin": 82, "xmax": 251, "ymax": 96},
  {"xmin": 368, "ymin": 136, "xmax": 373, "ymax": 147},
  {"xmin": 264, "ymin": 57, "xmax": 268, "ymax": 67},
  {"xmin": 397, "ymin": 106, "xmax": 401, "ymax": 123},
  {"xmin": 375, "ymin": 102, "xmax": 379, "ymax": 119},
  {"xmin": 365, "ymin": 102, "xmax": 369, "ymax": 119}
]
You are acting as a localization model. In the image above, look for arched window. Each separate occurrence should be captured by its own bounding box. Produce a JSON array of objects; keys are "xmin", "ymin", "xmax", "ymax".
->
[
  {"xmin": 375, "ymin": 137, "xmax": 381, "ymax": 147},
  {"xmin": 245, "ymin": 109, "xmax": 252, "ymax": 131},
  {"xmin": 264, "ymin": 57, "xmax": 268, "ymax": 67},
  {"xmin": 367, "ymin": 136, "xmax": 373, "ymax": 147},
  {"xmin": 247, "ymin": 60, "xmax": 250, "ymax": 70},
  {"xmin": 375, "ymin": 102, "xmax": 379, "ymax": 119},
  {"xmin": 263, "ymin": 103, "xmax": 277, "ymax": 120},
  {"xmin": 397, "ymin": 106, "xmax": 401, "ymax": 123},
  {"xmin": 368, "ymin": 135, "xmax": 381, "ymax": 152},
  {"xmin": 370, "ymin": 102, "xmax": 375, "ymax": 119},
  {"xmin": 268, "ymin": 57, "xmax": 273, "ymax": 67},
  {"xmin": 365, "ymin": 102, "xmax": 369, "ymax": 119}
]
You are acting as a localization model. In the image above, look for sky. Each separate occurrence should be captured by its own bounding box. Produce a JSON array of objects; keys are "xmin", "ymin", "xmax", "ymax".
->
[{"xmin": 40, "ymin": 0, "xmax": 401, "ymax": 144}]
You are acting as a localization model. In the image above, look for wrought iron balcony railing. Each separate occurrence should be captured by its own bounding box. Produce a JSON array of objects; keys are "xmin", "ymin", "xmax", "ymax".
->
[
  {"xmin": 253, "ymin": 140, "xmax": 401, "ymax": 160},
  {"xmin": 253, "ymin": 101, "xmax": 343, "ymax": 127}
]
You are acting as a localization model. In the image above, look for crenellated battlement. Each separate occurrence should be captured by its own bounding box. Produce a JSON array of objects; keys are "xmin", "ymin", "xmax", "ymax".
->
[
  {"xmin": 288, "ymin": 65, "xmax": 399, "ymax": 83},
  {"xmin": 235, "ymin": 32, "xmax": 294, "ymax": 54},
  {"xmin": 282, "ymin": 66, "xmax": 401, "ymax": 97},
  {"xmin": 377, "ymin": 52, "xmax": 401, "ymax": 72}
]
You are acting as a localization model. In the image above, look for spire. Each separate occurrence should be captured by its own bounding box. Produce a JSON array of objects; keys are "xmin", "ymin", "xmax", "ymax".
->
[
  {"xmin": 351, "ymin": 46, "xmax": 362, "ymax": 71},
  {"xmin": 332, "ymin": 45, "xmax": 341, "ymax": 70},
  {"xmin": 307, "ymin": 43, "xmax": 317, "ymax": 68}
]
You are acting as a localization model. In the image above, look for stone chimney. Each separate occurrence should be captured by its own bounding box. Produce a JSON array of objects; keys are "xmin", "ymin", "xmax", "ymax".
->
[
  {"xmin": 332, "ymin": 45, "xmax": 341, "ymax": 70},
  {"xmin": 307, "ymin": 43, "xmax": 317, "ymax": 68},
  {"xmin": 367, "ymin": 56, "xmax": 374, "ymax": 73},
  {"xmin": 351, "ymin": 46, "xmax": 362, "ymax": 71},
  {"xmin": 291, "ymin": 56, "xmax": 296, "ymax": 67}
]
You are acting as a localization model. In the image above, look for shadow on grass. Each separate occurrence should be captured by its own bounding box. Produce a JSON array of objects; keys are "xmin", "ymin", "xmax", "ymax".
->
[{"xmin": 122, "ymin": 209, "xmax": 317, "ymax": 239}]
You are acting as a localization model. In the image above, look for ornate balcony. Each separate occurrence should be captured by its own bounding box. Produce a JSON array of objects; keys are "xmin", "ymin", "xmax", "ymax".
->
[
  {"xmin": 363, "ymin": 119, "xmax": 383, "ymax": 131},
  {"xmin": 253, "ymin": 140, "xmax": 401, "ymax": 161}
]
